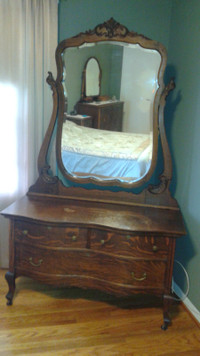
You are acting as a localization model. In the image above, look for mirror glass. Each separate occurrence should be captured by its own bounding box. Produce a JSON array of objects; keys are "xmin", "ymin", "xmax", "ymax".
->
[
  {"xmin": 61, "ymin": 41, "xmax": 161, "ymax": 183},
  {"xmin": 85, "ymin": 57, "xmax": 101, "ymax": 97}
]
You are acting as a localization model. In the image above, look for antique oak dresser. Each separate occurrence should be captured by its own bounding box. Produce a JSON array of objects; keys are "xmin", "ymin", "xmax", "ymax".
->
[{"xmin": 1, "ymin": 19, "xmax": 185, "ymax": 330}]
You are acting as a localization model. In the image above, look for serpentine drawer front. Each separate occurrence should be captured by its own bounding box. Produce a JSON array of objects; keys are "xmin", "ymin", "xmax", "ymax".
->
[
  {"xmin": 15, "ymin": 221, "xmax": 87, "ymax": 248},
  {"xmin": 90, "ymin": 229, "xmax": 170, "ymax": 259},
  {"xmin": 15, "ymin": 242, "xmax": 166, "ymax": 289},
  {"xmin": 14, "ymin": 221, "xmax": 169, "ymax": 292}
]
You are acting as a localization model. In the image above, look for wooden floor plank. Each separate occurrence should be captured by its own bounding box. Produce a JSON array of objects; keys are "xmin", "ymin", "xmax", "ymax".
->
[{"xmin": 0, "ymin": 269, "xmax": 199, "ymax": 355}]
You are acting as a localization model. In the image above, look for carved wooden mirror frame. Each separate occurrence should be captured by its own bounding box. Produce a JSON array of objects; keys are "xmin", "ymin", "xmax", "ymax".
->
[{"xmin": 29, "ymin": 19, "xmax": 177, "ymax": 208}]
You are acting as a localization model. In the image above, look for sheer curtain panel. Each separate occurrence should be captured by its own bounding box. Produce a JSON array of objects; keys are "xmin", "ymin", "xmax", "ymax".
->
[{"xmin": 0, "ymin": 0, "xmax": 58, "ymax": 267}]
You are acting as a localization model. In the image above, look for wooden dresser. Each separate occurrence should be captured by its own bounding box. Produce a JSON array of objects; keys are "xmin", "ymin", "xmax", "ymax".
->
[
  {"xmin": 77, "ymin": 101, "xmax": 124, "ymax": 131},
  {"xmin": 2, "ymin": 194, "xmax": 185, "ymax": 329},
  {"xmin": 2, "ymin": 19, "xmax": 186, "ymax": 331}
]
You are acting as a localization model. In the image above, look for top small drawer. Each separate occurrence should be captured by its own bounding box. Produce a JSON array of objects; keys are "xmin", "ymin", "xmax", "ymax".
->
[
  {"xmin": 90, "ymin": 229, "xmax": 170, "ymax": 258},
  {"xmin": 14, "ymin": 220, "xmax": 87, "ymax": 248}
]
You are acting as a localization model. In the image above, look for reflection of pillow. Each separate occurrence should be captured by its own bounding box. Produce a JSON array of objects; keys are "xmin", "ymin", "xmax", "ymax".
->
[{"xmin": 65, "ymin": 120, "xmax": 81, "ymax": 132}]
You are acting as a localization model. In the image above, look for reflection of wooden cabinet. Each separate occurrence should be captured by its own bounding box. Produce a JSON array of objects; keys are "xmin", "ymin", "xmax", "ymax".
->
[{"xmin": 77, "ymin": 101, "xmax": 124, "ymax": 131}]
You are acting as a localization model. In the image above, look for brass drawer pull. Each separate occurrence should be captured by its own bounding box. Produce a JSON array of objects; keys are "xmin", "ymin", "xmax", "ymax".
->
[
  {"xmin": 29, "ymin": 257, "xmax": 43, "ymax": 267},
  {"xmin": 152, "ymin": 245, "xmax": 158, "ymax": 252},
  {"xmin": 101, "ymin": 239, "xmax": 105, "ymax": 245},
  {"xmin": 72, "ymin": 235, "xmax": 77, "ymax": 241},
  {"xmin": 23, "ymin": 230, "xmax": 28, "ymax": 235},
  {"xmin": 131, "ymin": 272, "xmax": 147, "ymax": 281}
]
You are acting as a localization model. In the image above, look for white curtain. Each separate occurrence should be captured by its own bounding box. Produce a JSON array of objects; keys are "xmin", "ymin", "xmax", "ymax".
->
[{"xmin": 0, "ymin": 0, "xmax": 58, "ymax": 267}]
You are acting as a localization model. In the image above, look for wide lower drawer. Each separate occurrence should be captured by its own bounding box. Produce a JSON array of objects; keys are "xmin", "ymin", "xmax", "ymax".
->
[
  {"xmin": 90, "ymin": 229, "xmax": 170, "ymax": 258},
  {"xmin": 15, "ymin": 243, "xmax": 166, "ymax": 289},
  {"xmin": 14, "ymin": 221, "xmax": 87, "ymax": 248}
]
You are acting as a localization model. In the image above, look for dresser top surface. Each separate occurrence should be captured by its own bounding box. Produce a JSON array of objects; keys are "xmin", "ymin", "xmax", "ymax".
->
[{"xmin": 1, "ymin": 195, "xmax": 185, "ymax": 236}]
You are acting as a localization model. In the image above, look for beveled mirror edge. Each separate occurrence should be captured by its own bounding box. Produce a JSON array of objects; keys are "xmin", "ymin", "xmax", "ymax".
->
[{"xmin": 29, "ymin": 18, "xmax": 177, "ymax": 208}]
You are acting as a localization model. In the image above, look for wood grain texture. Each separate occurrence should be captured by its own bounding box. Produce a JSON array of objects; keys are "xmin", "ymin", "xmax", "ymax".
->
[
  {"xmin": 15, "ymin": 244, "xmax": 167, "ymax": 287},
  {"xmin": 1, "ymin": 195, "xmax": 185, "ymax": 236},
  {"xmin": 0, "ymin": 269, "xmax": 199, "ymax": 355},
  {"xmin": 1, "ymin": 196, "xmax": 183, "ymax": 324},
  {"xmin": 90, "ymin": 230, "xmax": 170, "ymax": 258}
]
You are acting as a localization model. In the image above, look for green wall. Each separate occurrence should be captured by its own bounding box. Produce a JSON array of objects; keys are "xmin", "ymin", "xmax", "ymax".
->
[
  {"xmin": 59, "ymin": 0, "xmax": 172, "ymax": 47},
  {"xmin": 167, "ymin": 0, "xmax": 200, "ymax": 311},
  {"xmin": 58, "ymin": 0, "xmax": 200, "ymax": 312}
]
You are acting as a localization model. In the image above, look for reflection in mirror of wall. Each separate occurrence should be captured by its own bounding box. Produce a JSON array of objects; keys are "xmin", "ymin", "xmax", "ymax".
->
[{"xmin": 61, "ymin": 41, "xmax": 161, "ymax": 184}]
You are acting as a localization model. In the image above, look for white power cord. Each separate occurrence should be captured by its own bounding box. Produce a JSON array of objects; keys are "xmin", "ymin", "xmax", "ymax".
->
[
  {"xmin": 170, "ymin": 259, "xmax": 190, "ymax": 302},
  {"xmin": 171, "ymin": 260, "xmax": 200, "ymax": 323}
]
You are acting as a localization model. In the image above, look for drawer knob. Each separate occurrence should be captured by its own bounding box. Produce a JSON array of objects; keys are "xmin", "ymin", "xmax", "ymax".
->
[
  {"xmin": 72, "ymin": 235, "xmax": 77, "ymax": 241},
  {"xmin": 131, "ymin": 272, "xmax": 147, "ymax": 282},
  {"xmin": 101, "ymin": 239, "xmax": 105, "ymax": 245},
  {"xmin": 29, "ymin": 257, "xmax": 43, "ymax": 267},
  {"xmin": 23, "ymin": 230, "xmax": 28, "ymax": 235},
  {"xmin": 152, "ymin": 245, "xmax": 158, "ymax": 252}
]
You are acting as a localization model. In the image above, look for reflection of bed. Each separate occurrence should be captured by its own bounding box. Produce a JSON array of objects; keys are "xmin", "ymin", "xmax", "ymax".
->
[{"xmin": 61, "ymin": 121, "xmax": 152, "ymax": 182}]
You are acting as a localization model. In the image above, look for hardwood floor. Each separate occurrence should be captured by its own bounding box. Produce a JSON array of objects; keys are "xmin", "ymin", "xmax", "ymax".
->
[{"xmin": 0, "ymin": 269, "xmax": 199, "ymax": 355}]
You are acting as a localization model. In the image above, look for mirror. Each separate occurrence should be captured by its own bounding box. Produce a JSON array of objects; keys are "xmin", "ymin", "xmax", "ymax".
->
[
  {"xmin": 81, "ymin": 57, "xmax": 101, "ymax": 100},
  {"xmin": 56, "ymin": 19, "xmax": 166, "ymax": 187}
]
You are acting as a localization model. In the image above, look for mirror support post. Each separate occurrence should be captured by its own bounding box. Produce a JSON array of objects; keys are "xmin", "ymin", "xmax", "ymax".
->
[
  {"xmin": 148, "ymin": 78, "xmax": 175, "ymax": 194},
  {"xmin": 37, "ymin": 72, "xmax": 58, "ymax": 181}
]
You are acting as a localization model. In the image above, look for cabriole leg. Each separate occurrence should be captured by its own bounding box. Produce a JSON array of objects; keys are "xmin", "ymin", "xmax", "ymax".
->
[
  {"xmin": 161, "ymin": 312, "xmax": 171, "ymax": 330},
  {"xmin": 5, "ymin": 271, "xmax": 16, "ymax": 306},
  {"xmin": 161, "ymin": 296, "xmax": 171, "ymax": 330}
]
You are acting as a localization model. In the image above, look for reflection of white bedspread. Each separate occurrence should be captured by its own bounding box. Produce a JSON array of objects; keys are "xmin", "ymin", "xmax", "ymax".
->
[
  {"xmin": 62, "ymin": 121, "xmax": 152, "ymax": 160},
  {"xmin": 61, "ymin": 121, "xmax": 152, "ymax": 181}
]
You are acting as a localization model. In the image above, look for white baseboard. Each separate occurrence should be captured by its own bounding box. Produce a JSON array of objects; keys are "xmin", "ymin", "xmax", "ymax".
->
[{"xmin": 172, "ymin": 281, "xmax": 200, "ymax": 324}]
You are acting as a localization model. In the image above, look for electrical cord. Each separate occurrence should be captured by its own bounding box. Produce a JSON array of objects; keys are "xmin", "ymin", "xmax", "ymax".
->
[
  {"xmin": 170, "ymin": 260, "xmax": 200, "ymax": 321},
  {"xmin": 168, "ymin": 259, "xmax": 190, "ymax": 302}
]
